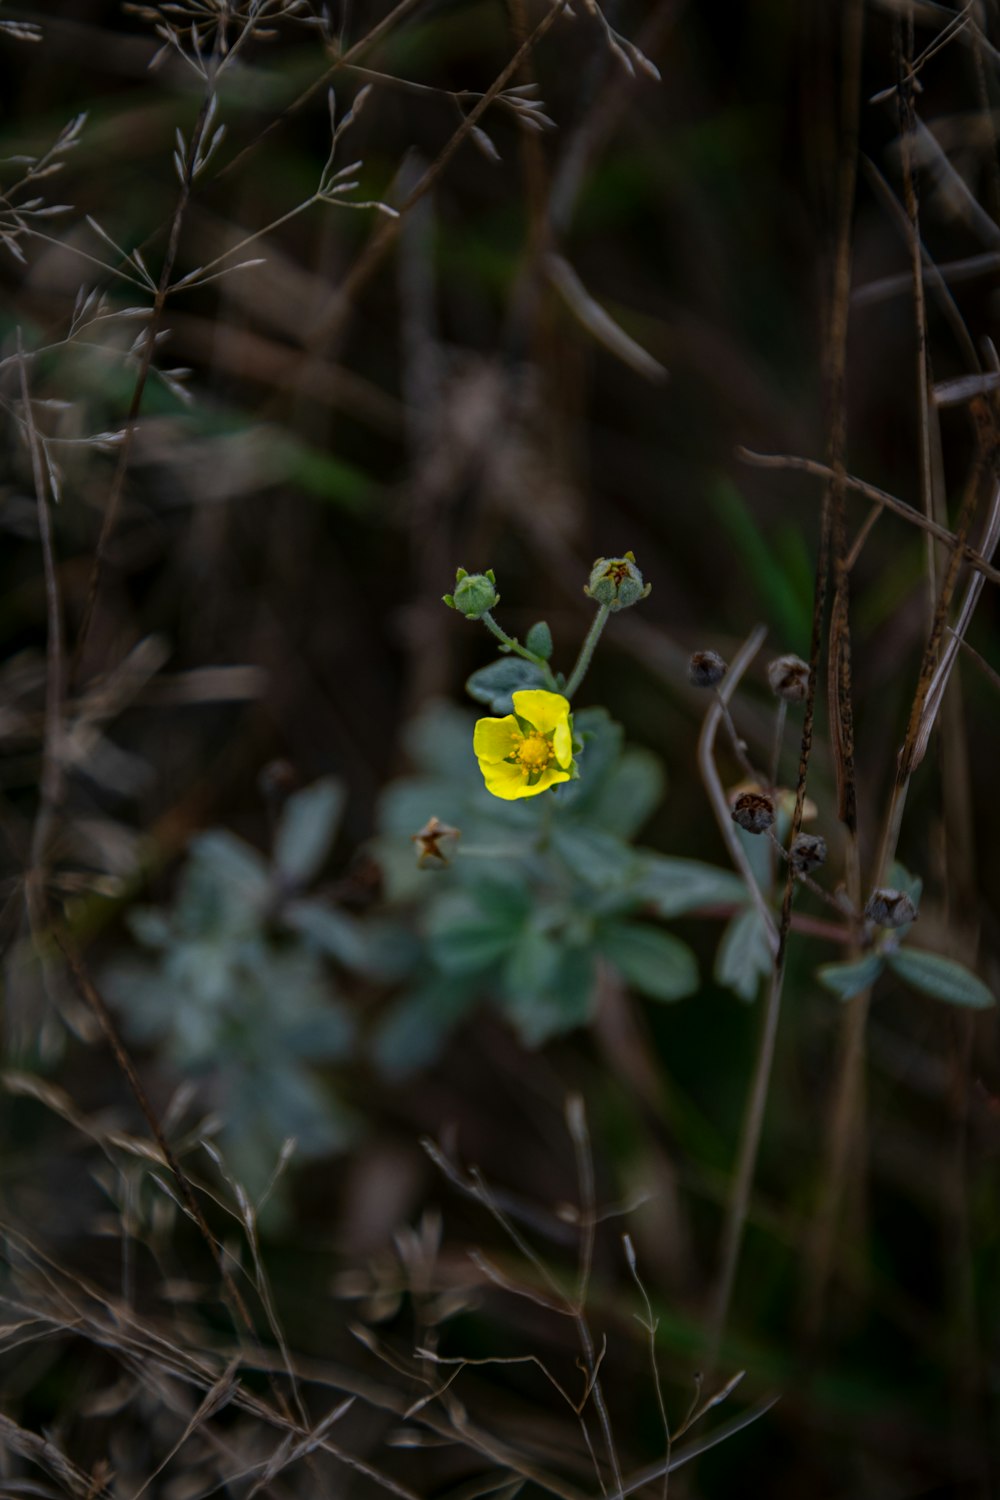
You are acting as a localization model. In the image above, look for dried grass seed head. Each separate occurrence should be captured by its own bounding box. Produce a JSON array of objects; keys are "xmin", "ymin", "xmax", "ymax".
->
[
  {"xmin": 688, "ymin": 649, "xmax": 727, "ymax": 687},
  {"xmin": 767, "ymin": 653, "xmax": 809, "ymax": 703}
]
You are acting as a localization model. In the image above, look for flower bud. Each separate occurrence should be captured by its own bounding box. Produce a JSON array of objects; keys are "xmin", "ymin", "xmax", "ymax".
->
[
  {"xmin": 789, "ymin": 832, "xmax": 826, "ymax": 872},
  {"xmin": 864, "ymin": 887, "xmax": 918, "ymax": 928},
  {"xmin": 731, "ymin": 790, "xmax": 775, "ymax": 835},
  {"xmin": 767, "ymin": 654, "xmax": 809, "ymax": 703},
  {"xmin": 689, "ymin": 650, "xmax": 727, "ymax": 688},
  {"xmin": 443, "ymin": 568, "xmax": 499, "ymax": 620},
  {"xmin": 584, "ymin": 551, "xmax": 651, "ymax": 611}
]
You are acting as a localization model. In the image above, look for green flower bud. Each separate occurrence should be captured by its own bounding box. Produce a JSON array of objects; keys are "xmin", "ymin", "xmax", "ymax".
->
[
  {"xmin": 583, "ymin": 550, "xmax": 651, "ymax": 611},
  {"xmin": 443, "ymin": 568, "xmax": 499, "ymax": 620}
]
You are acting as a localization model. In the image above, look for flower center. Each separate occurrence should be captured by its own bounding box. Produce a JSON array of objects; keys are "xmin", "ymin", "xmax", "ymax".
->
[{"xmin": 513, "ymin": 731, "xmax": 553, "ymax": 778}]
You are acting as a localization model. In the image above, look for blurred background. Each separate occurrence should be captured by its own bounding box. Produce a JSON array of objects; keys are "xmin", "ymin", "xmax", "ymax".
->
[{"xmin": 1, "ymin": 0, "xmax": 999, "ymax": 1495}]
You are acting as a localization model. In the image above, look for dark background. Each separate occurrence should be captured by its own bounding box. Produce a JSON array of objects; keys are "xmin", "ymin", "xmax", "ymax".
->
[{"xmin": 1, "ymin": 1, "xmax": 999, "ymax": 1495}]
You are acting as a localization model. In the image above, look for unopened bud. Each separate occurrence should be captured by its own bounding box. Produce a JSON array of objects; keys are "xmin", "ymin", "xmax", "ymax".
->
[
  {"xmin": 864, "ymin": 887, "xmax": 918, "ymax": 928},
  {"xmin": 443, "ymin": 568, "xmax": 499, "ymax": 620},
  {"xmin": 789, "ymin": 832, "xmax": 826, "ymax": 872},
  {"xmin": 689, "ymin": 650, "xmax": 727, "ymax": 688},
  {"xmin": 584, "ymin": 551, "xmax": 651, "ymax": 611},
  {"xmin": 731, "ymin": 790, "xmax": 775, "ymax": 835},
  {"xmin": 768, "ymin": 654, "xmax": 809, "ymax": 703}
]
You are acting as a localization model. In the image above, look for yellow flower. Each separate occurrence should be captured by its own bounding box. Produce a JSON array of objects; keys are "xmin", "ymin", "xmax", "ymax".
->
[{"xmin": 473, "ymin": 689, "xmax": 576, "ymax": 800}]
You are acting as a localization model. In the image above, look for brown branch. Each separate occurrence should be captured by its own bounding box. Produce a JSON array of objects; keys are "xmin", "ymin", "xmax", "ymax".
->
[{"xmin": 737, "ymin": 448, "xmax": 1000, "ymax": 587}]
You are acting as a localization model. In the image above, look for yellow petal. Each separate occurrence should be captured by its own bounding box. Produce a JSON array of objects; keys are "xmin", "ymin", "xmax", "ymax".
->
[
  {"xmin": 473, "ymin": 714, "xmax": 521, "ymax": 763},
  {"xmin": 481, "ymin": 760, "xmax": 531, "ymax": 799},
  {"xmin": 552, "ymin": 718, "xmax": 573, "ymax": 768},
  {"xmin": 480, "ymin": 760, "xmax": 571, "ymax": 800},
  {"xmin": 511, "ymin": 689, "xmax": 570, "ymax": 736}
]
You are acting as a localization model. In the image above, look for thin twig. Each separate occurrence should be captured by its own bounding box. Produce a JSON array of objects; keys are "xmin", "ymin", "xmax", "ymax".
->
[
  {"xmin": 697, "ymin": 625, "xmax": 778, "ymax": 956},
  {"xmin": 736, "ymin": 448, "xmax": 1000, "ymax": 587}
]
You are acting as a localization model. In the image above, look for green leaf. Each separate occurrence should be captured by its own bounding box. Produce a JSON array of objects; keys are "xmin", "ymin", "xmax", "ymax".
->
[
  {"xmin": 426, "ymin": 887, "xmax": 527, "ymax": 974},
  {"xmin": 189, "ymin": 831, "xmax": 270, "ymax": 898},
  {"xmin": 466, "ymin": 658, "xmax": 547, "ymax": 714},
  {"xmin": 372, "ymin": 975, "xmax": 479, "ymax": 1077},
  {"xmin": 284, "ymin": 900, "xmax": 368, "ymax": 971},
  {"xmin": 885, "ymin": 861, "xmax": 923, "ymax": 908},
  {"xmin": 817, "ymin": 954, "xmax": 884, "ymax": 1000},
  {"xmin": 597, "ymin": 920, "xmax": 699, "ymax": 1002},
  {"xmin": 274, "ymin": 778, "xmax": 344, "ymax": 888},
  {"xmin": 551, "ymin": 823, "xmax": 638, "ymax": 889},
  {"xmin": 714, "ymin": 907, "xmax": 772, "ymax": 1002},
  {"xmin": 586, "ymin": 747, "xmax": 665, "ymax": 838},
  {"xmin": 887, "ymin": 948, "xmax": 995, "ymax": 1009},
  {"xmin": 525, "ymin": 621, "xmax": 553, "ymax": 659},
  {"xmin": 559, "ymin": 708, "xmax": 623, "ymax": 808},
  {"xmin": 503, "ymin": 946, "xmax": 597, "ymax": 1046},
  {"xmin": 636, "ymin": 855, "xmax": 747, "ymax": 917},
  {"xmin": 503, "ymin": 923, "xmax": 561, "ymax": 998},
  {"xmin": 709, "ymin": 477, "xmax": 810, "ymax": 651}
]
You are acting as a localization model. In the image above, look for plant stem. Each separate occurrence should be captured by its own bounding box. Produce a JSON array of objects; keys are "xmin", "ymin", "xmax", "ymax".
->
[
  {"xmin": 705, "ymin": 954, "xmax": 787, "ymax": 1376},
  {"xmin": 564, "ymin": 604, "xmax": 610, "ymax": 700},
  {"xmin": 480, "ymin": 610, "xmax": 558, "ymax": 688}
]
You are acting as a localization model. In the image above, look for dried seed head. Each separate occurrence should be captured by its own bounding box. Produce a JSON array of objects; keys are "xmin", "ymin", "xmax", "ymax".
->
[
  {"xmin": 412, "ymin": 816, "xmax": 460, "ymax": 869},
  {"xmin": 731, "ymin": 790, "xmax": 775, "ymax": 835},
  {"xmin": 688, "ymin": 650, "xmax": 727, "ymax": 688},
  {"xmin": 789, "ymin": 832, "xmax": 827, "ymax": 872},
  {"xmin": 864, "ymin": 887, "xmax": 918, "ymax": 928},
  {"xmin": 767, "ymin": 654, "xmax": 809, "ymax": 703}
]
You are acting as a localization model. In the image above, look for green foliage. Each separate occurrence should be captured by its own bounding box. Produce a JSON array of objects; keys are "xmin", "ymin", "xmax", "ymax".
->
[
  {"xmin": 714, "ymin": 907, "xmax": 773, "ymax": 1002},
  {"xmin": 525, "ymin": 620, "xmax": 554, "ymax": 660},
  {"xmin": 817, "ymin": 954, "xmax": 885, "ymax": 1001},
  {"xmin": 886, "ymin": 948, "xmax": 995, "ymax": 1009},
  {"xmin": 465, "ymin": 657, "xmax": 550, "ymax": 713},
  {"xmin": 104, "ymin": 780, "xmax": 364, "ymax": 1193},
  {"xmin": 375, "ymin": 699, "xmax": 709, "ymax": 1063}
]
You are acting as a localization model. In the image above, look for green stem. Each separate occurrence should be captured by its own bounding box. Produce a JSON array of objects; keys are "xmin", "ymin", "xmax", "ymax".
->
[
  {"xmin": 481, "ymin": 610, "xmax": 558, "ymax": 688},
  {"xmin": 564, "ymin": 604, "xmax": 610, "ymax": 700},
  {"xmin": 536, "ymin": 787, "xmax": 556, "ymax": 852}
]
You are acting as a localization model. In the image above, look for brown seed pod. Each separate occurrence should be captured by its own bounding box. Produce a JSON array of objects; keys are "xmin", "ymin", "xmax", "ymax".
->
[
  {"xmin": 688, "ymin": 650, "xmax": 727, "ymax": 687},
  {"xmin": 767, "ymin": 654, "xmax": 809, "ymax": 703},
  {"xmin": 789, "ymin": 832, "xmax": 827, "ymax": 872},
  {"xmin": 731, "ymin": 790, "xmax": 775, "ymax": 835},
  {"xmin": 864, "ymin": 887, "xmax": 918, "ymax": 928},
  {"xmin": 412, "ymin": 816, "xmax": 460, "ymax": 868}
]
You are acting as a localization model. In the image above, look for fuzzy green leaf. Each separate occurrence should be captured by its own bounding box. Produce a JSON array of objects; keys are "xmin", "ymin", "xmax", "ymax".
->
[
  {"xmin": 427, "ymin": 886, "xmax": 527, "ymax": 974},
  {"xmin": 274, "ymin": 778, "xmax": 344, "ymax": 888},
  {"xmin": 714, "ymin": 907, "xmax": 772, "ymax": 1002},
  {"xmin": 597, "ymin": 920, "xmax": 699, "ymax": 1002},
  {"xmin": 525, "ymin": 620, "xmax": 554, "ymax": 659},
  {"xmin": 636, "ymin": 855, "xmax": 747, "ymax": 917},
  {"xmin": 817, "ymin": 954, "xmax": 884, "ymax": 1000},
  {"xmin": 887, "ymin": 948, "xmax": 995, "ymax": 1009},
  {"xmin": 466, "ymin": 657, "xmax": 547, "ymax": 713}
]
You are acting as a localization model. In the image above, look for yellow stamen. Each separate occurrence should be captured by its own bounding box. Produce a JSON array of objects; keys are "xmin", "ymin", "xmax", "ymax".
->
[{"xmin": 513, "ymin": 731, "xmax": 553, "ymax": 778}]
